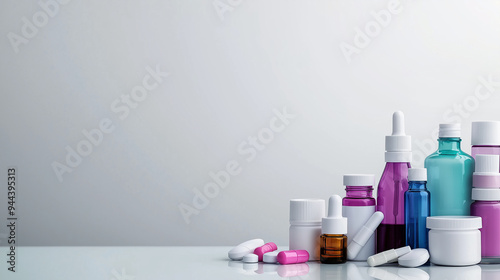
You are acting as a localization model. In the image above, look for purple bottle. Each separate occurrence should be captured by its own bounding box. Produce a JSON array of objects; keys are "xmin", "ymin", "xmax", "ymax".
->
[
  {"xmin": 471, "ymin": 189, "xmax": 500, "ymax": 258},
  {"xmin": 471, "ymin": 121, "xmax": 500, "ymax": 172},
  {"xmin": 376, "ymin": 111, "xmax": 412, "ymax": 253},
  {"xmin": 470, "ymin": 154, "xmax": 500, "ymax": 258},
  {"xmin": 342, "ymin": 174, "xmax": 376, "ymax": 260}
]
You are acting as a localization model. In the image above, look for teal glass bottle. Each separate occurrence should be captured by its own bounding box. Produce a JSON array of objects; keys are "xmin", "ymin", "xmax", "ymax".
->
[{"xmin": 424, "ymin": 124, "xmax": 474, "ymax": 216}]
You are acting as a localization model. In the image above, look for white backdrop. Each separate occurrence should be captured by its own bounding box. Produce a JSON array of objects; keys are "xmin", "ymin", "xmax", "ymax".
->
[{"xmin": 1, "ymin": 0, "xmax": 500, "ymax": 246}]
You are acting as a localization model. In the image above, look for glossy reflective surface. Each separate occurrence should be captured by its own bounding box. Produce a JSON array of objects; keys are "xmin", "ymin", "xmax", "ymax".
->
[{"xmin": 1, "ymin": 246, "xmax": 500, "ymax": 279}]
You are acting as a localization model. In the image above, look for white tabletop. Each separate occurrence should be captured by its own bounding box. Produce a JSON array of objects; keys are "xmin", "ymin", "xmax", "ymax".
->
[{"xmin": 1, "ymin": 246, "xmax": 500, "ymax": 279}]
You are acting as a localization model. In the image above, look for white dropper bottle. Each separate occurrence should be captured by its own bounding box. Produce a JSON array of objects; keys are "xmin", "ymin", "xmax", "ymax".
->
[{"xmin": 320, "ymin": 195, "xmax": 348, "ymax": 264}]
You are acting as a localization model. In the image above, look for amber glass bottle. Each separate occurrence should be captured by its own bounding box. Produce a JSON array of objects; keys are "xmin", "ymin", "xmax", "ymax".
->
[
  {"xmin": 320, "ymin": 234, "xmax": 347, "ymax": 264},
  {"xmin": 320, "ymin": 195, "xmax": 348, "ymax": 264}
]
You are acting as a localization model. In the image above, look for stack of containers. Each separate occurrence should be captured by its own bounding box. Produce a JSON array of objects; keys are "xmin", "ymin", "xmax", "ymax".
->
[
  {"xmin": 470, "ymin": 121, "xmax": 500, "ymax": 258},
  {"xmin": 471, "ymin": 121, "xmax": 500, "ymax": 166},
  {"xmin": 470, "ymin": 154, "xmax": 500, "ymax": 258}
]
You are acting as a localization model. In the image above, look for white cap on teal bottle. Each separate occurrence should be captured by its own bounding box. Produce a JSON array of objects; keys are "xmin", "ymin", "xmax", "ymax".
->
[
  {"xmin": 385, "ymin": 111, "xmax": 412, "ymax": 163},
  {"xmin": 439, "ymin": 123, "xmax": 461, "ymax": 138}
]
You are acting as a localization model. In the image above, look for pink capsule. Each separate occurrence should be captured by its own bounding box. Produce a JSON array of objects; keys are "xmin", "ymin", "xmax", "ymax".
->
[
  {"xmin": 254, "ymin": 242, "xmax": 278, "ymax": 261},
  {"xmin": 277, "ymin": 250, "xmax": 309, "ymax": 265}
]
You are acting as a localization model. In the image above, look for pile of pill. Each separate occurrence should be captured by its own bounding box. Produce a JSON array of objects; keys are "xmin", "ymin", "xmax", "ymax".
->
[
  {"xmin": 228, "ymin": 239, "xmax": 431, "ymax": 268},
  {"xmin": 227, "ymin": 239, "xmax": 309, "ymax": 265}
]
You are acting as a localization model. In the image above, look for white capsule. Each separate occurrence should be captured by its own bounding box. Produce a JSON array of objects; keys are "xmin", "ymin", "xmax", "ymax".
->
[
  {"xmin": 347, "ymin": 211, "xmax": 384, "ymax": 260},
  {"xmin": 367, "ymin": 246, "xmax": 411, "ymax": 267}
]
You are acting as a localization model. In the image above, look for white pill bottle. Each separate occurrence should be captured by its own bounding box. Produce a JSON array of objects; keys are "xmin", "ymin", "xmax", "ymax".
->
[{"xmin": 289, "ymin": 199, "xmax": 325, "ymax": 261}]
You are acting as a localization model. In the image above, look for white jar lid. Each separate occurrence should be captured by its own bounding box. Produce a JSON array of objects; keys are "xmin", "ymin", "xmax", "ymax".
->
[
  {"xmin": 343, "ymin": 174, "xmax": 375, "ymax": 186},
  {"xmin": 475, "ymin": 154, "xmax": 500, "ymax": 175},
  {"xmin": 472, "ymin": 121, "xmax": 500, "ymax": 145},
  {"xmin": 426, "ymin": 216, "xmax": 482, "ymax": 230},
  {"xmin": 472, "ymin": 188, "xmax": 500, "ymax": 201}
]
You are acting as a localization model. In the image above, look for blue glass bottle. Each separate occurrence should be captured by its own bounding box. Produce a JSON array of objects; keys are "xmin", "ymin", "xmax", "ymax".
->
[
  {"xmin": 405, "ymin": 168, "xmax": 430, "ymax": 249},
  {"xmin": 425, "ymin": 124, "xmax": 474, "ymax": 216}
]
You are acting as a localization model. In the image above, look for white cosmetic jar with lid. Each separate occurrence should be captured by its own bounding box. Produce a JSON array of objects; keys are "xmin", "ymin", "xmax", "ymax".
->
[
  {"xmin": 427, "ymin": 216, "xmax": 482, "ymax": 266},
  {"xmin": 289, "ymin": 199, "xmax": 325, "ymax": 261}
]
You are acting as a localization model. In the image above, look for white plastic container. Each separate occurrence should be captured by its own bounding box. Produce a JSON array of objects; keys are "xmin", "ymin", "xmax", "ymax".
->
[
  {"xmin": 289, "ymin": 199, "xmax": 325, "ymax": 261},
  {"xmin": 426, "ymin": 216, "xmax": 482, "ymax": 266}
]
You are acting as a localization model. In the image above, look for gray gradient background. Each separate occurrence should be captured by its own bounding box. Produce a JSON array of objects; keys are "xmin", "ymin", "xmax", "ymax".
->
[{"xmin": 0, "ymin": 0, "xmax": 500, "ymax": 246}]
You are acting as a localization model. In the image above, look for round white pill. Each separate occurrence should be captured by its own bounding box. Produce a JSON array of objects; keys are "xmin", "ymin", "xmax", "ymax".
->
[
  {"xmin": 398, "ymin": 249, "xmax": 429, "ymax": 268},
  {"xmin": 243, "ymin": 253, "xmax": 259, "ymax": 263},
  {"xmin": 263, "ymin": 251, "xmax": 279, "ymax": 263}
]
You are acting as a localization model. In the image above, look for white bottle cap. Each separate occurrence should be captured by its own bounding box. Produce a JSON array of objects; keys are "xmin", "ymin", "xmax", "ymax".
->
[
  {"xmin": 439, "ymin": 123, "xmax": 461, "ymax": 138},
  {"xmin": 367, "ymin": 246, "xmax": 411, "ymax": 267},
  {"xmin": 322, "ymin": 195, "xmax": 347, "ymax": 234},
  {"xmin": 472, "ymin": 188, "xmax": 500, "ymax": 201},
  {"xmin": 474, "ymin": 154, "xmax": 500, "ymax": 175},
  {"xmin": 472, "ymin": 121, "xmax": 500, "ymax": 145},
  {"xmin": 398, "ymin": 249, "xmax": 430, "ymax": 268},
  {"xmin": 408, "ymin": 168, "xmax": 427, "ymax": 181},
  {"xmin": 385, "ymin": 111, "xmax": 412, "ymax": 163},
  {"xmin": 347, "ymin": 211, "xmax": 384, "ymax": 259},
  {"xmin": 289, "ymin": 199, "xmax": 325, "ymax": 225},
  {"xmin": 343, "ymin": 174, "xmax": 375, "ymax": 186}
]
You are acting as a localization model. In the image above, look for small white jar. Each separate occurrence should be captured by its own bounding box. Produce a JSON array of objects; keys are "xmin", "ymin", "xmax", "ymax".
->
[
  {"xmin": 427, "ymin": 216, "xmax": 482, "ymax": 266},
  {"xmin": 289, "ymin": 199, "xmax": 325, "ymax": 261}
]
